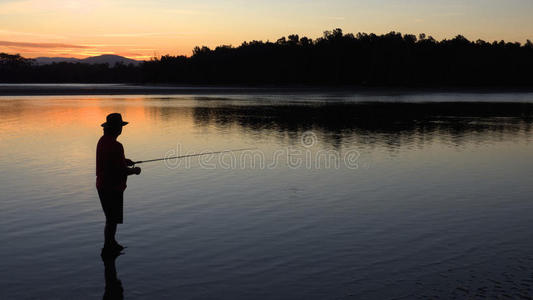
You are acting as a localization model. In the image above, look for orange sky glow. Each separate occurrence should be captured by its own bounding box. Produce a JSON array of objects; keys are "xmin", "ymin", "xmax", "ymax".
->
[{"xmin": 1, "ymin": 0, "xmax": 532, "ymax": 60}]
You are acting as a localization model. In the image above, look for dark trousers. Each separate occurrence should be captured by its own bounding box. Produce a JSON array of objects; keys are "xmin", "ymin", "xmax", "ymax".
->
[{"xmin": 98, "ymin": 189, "xmax": 124, "ymax": 224}]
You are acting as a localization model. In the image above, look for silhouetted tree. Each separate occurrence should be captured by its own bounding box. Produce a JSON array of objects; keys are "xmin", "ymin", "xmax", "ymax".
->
[{"xmin": 1, "ymin": 29, "xmax": 533, "ymax": 86}]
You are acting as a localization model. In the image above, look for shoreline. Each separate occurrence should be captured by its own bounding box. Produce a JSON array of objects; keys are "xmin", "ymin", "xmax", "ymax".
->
[{"xmin": 1, "ymin": 84, "xmax": 533, "ymax": 96}]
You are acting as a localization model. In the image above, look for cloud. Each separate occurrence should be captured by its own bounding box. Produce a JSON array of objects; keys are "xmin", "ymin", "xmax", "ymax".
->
[
  {"xmin": 96, "ymin": 33, "xmax": 182, "ymax": 38},
  {"xmin": 74, "ymin": 32, "xmax": 198, "ymax": 38},
  {"xmin": 0, "ymin": 40, "xmax": 89, "ymax": 48},
  {"xmin": 0, "ymin": 0, "xmax": 105, "ymax": 15},
  {"xmin": 0, "ymin": 29, "xmax": 67, "ymax": 40},
  {"xmin": 0, "ymin": 0, "xmax": 204, "ymax": 16},
  {"xmin": 163, "ymin": 8, "xmax": 213, "ymax": 16},
  {"xmin": 325, "ymin": 16, "xmax": 346, "ymax": 21}
]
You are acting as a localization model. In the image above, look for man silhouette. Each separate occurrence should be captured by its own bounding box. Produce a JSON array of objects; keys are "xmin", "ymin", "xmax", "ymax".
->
[{"xmin": 97, "ymin": 113, "xmax": 141, "ymax": 252}]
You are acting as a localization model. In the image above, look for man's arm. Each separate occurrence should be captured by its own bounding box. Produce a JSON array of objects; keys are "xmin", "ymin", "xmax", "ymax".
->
[
  {"xmin": 126, "ymin": 166, "xmax": 141, "ymax": 176},
  {"xmin": 117, "ymin": 144, "xmax": 141, "ymax": 176},
  {"xmin": 124, "ymin": 159, "xmax": 140, "ymax": 175}
]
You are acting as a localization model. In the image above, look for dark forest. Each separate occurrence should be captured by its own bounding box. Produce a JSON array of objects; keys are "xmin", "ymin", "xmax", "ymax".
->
[{"xmin": 2, "ymin": 29, "xmax": 533, "ymax": 86}]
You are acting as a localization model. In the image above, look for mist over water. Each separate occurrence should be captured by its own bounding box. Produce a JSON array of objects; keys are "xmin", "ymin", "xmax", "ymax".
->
[{"xmin": 1, "ymin": 92, "xmax": 533, "ymax": 299}]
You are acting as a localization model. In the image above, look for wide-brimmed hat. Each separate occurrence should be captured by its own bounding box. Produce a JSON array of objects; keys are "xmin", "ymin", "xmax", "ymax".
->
[{"xmin": 101, "ymin": 113, "xmax": 129, "ymax": 128}]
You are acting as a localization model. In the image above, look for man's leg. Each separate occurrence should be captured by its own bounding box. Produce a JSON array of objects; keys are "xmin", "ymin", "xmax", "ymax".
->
[{"xmin": 104, "ymin": 222, "xmax": 117, "ymax": 246}]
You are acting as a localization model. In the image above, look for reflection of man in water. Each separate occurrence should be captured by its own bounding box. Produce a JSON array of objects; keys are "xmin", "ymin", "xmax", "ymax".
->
[
  {"xmin": 97, "ymin": 113, "xmax": 141, "ymax": 252},
  {"xmin": 102, "ymin": 251, "xmax": 124, "ymax": 300}
]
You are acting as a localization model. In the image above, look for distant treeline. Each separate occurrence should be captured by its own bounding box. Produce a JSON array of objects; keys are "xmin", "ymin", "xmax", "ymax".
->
[{"xmin": 2, "ymin": 29, "xmax": 533, "ymax": 86}]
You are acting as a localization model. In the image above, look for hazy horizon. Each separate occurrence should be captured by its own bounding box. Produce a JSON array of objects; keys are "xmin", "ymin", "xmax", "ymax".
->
[
  {"xmin": 4, "ymin": 29, "xmax": 533, "ymax": 61},
  {"xmin": 1, "ymin": 0, "xmax": 532, "ymax": 60}
]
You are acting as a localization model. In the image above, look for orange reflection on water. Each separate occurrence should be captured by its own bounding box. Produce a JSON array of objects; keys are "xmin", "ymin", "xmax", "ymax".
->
[
  {"xmin": 0, "ymin": 95, "xmax": 230, "ymax": 165},
  {"xmin": 0, "ymin": 96, "xmax": 193, "ymax": 131},
  {"xmin": 0, "ymin": 96, "xmax": 188, "ymax": 147}
]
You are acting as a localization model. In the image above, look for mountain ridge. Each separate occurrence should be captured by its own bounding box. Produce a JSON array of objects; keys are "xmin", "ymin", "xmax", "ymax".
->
[{"xmin": 34, "ymin": 54, "xmax": 142, "ymax": 66}]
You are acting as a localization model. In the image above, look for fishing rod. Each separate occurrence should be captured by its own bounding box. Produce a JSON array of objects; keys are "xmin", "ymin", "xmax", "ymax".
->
[{"xmin": 133, "ymin": 148, "xmax": 257, "ymax": 165}]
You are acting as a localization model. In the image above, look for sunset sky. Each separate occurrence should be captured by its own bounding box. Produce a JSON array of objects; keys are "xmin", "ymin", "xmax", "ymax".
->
[{"xmin": 1, "ymin": 0, "xmax": 532, "ymax": 60}]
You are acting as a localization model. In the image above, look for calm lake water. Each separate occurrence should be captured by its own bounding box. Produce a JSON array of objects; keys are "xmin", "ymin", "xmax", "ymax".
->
[{"xmin": 1, "ymin": 91, "xmax": 533, "ymax": 299}]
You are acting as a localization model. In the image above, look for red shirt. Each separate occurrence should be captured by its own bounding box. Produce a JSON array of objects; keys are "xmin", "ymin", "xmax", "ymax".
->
[{"xmin": 96, "ymin": 134, "xmax": 128, "ymax": 191}]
